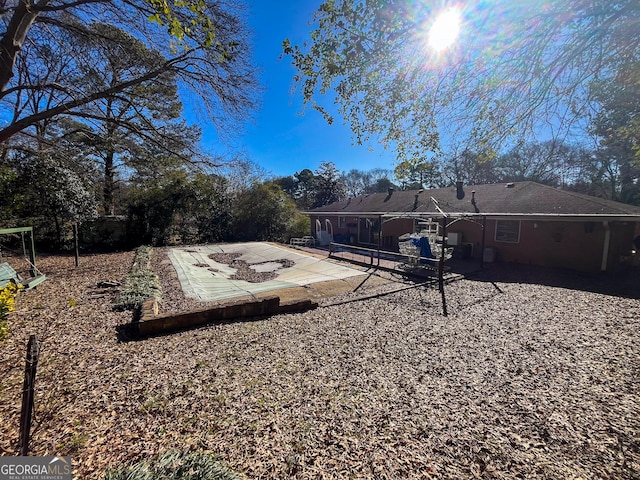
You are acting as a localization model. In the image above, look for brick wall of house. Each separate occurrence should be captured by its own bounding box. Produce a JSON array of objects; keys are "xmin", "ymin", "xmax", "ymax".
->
[{"xmin": 310, "ymin": 214, "xmax": 637, "ymax": 272}]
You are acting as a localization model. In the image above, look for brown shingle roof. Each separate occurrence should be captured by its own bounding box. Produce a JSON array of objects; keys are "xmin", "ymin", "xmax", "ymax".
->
[{"xmin": 309, "ymin": 182, "xmax": 640, "ymax": 216}]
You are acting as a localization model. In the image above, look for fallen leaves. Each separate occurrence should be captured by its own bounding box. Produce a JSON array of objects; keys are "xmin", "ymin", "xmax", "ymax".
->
[{"xmin": 0, "ymin": 250, "xmax": 638, "ymax": 479}]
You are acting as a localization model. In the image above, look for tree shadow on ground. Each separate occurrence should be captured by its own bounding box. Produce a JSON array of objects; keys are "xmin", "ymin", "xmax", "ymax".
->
[{"xmin": 469, "ymin": 262, "xmax": 640, "ymax": 300}]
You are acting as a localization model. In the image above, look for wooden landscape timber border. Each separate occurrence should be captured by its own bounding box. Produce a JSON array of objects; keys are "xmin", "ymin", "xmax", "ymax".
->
[{"xmin": 134, "ymin": 295, "xmax": 318, "ymax": 337}]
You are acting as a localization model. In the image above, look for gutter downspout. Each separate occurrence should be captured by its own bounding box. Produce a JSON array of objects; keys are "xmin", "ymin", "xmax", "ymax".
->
[
  {"xmin": 439, "ymin": 216, "xmax": 448, "ymax": 317},
  {"xmin": 601, "ymin": 221, "xmax": 610, "ymax": 272}
]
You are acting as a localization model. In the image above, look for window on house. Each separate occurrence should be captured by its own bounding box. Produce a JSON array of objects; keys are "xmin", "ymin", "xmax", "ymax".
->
[
  {"xmin": 339, "ymin": 216, "xmax": 347, "ymax": 228},
  {"xmin": 495, "ymin": 220, "xmax": 520, "ymax": 243}
]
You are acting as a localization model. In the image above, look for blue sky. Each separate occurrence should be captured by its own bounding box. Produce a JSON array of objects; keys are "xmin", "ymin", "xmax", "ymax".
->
[{"xmin": 200, "ymin": 1, "xmax": 399, "ymax": 179}]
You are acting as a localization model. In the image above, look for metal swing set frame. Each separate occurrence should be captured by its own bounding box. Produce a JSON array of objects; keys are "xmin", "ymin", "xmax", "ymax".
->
[{"xmin": 0, "ymin": 226, "xmax": 47, "ymax": 289}]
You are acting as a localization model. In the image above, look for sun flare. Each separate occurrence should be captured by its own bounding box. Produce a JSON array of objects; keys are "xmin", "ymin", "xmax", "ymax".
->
[{"xmin": 428, "ymin": 8, "xmax": 462, "ymax": 52}]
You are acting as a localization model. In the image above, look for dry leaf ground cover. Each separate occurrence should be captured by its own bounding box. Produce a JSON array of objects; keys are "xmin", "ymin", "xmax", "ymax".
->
[{"xmin": 0, "ymin": 248, "xmax": 639, "ymax": 479}]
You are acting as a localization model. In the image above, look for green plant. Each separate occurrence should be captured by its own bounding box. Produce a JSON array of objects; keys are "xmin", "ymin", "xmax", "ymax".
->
[
  {"xmin": 67, "ymin": 433, "xmax": 88, "ymax": 451},
  {"xmin": 0, "ymin": 282, "xmax": 22, "ymax": 341},
  {"xmin": 0, "ymin": 320, "xmax": 7, "ymax": 342},
  {"xmin": 114, "ymin": 246, "xmax": 161, "ymax": 311},
  {"xmin": 141, "ymin": 394, "xmax": 168, "ymax": 414},
  {"xmin": 103, "ymin": 449, "xmax": 241, "ymax": 480}
]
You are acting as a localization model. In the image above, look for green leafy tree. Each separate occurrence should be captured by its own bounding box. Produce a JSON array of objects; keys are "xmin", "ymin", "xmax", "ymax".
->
[
  {"xmin": 231, "ymin": 182, "xmax": 302, "ymax": 242},
  {"xmin": 0, "ymin": 164, "xmax": 21, "ymax": 225},
  {"xmin": 126, "ymin": 171, "xmax": 231, "ymax": 246},
  {"xmin": 0, "ymin": 108, "xmax": 102, "ymax": 246},
  {"xmin": 182, "ymin": 173, "xmax": 233, "ymax": 243},
  {"xmin": 271, "ymin": 168, "xmax": 318, "ymax": 210},
  {"xmin": 275, "ymin": 167, "xmax": 346, "ymax": 209},
  {"xmin": 394, "ymin": 158, "xmax": 441, "ymax": 190},
  {"xmin": 273, "ymin": 175, "xmax": 298, "ymax": 199},
  {"xmin": 590, "ymin": 60, "xmax": 640, "ymax": 204},
  {"xmin": 17, "ymin": 152, "xmax": 98, "ymax": 246},
  {"xmin": 293, "ymin": 168, "xmax": 317, "ymax": 210},
  {"xmin": 312, "ymin": 161, "xmax": 346, "ymax": 207},
  {"xmin": 285, "ymin": 0, "xmax": 639, "ymax": 164}
]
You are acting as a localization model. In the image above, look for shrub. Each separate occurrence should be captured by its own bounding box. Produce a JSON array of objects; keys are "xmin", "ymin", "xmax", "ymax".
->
[
  {"xmin": 114, "ymin": 246, "xmax": 161, "ymax": 311},
  {"xmin": 0, "ymin": 282, "xmax": 22, "ymax": 341},
  {"xmin": 103, "ymin": 449, "xmax": 241, "ymax": 480}
]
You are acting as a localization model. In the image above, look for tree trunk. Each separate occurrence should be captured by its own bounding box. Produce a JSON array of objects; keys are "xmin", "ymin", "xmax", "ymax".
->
[
  {"xmin": 0, "ymin": 0, "xmax": 49, "ymax": 94},
  {"xmin": 103, "ymin": 149, "xmax": 115, "ymax": 216}
]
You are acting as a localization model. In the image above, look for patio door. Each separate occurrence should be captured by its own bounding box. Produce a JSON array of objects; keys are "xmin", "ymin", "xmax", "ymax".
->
[{"xmin": 358, "ymin": 217, "xmax": 379, "ymax": 245}]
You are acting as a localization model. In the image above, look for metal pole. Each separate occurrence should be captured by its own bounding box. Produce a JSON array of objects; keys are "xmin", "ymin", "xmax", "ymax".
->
[
  {"xmin": 27, "ymin": 231, "xmax": 36, "ymax": 278},
  {"xmin": 439, "ymin": 217, "xmax": 448, "ymax": 317},
  {"xmin": 480, "ymin": 216, "xmax": 487, "ymax": 269},
  {"xmin": 19, "ymin": 335, "xmax": 39, "ymax": 455},
  {"xmin": 73, "ymin": 223, "xmax": 80, "ymax": 268}
]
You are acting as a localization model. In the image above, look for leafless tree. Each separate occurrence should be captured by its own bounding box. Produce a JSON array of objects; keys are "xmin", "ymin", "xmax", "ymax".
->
[{"xmin": 0, "ymin": 0, "xmax": 258, "ymax": 144}]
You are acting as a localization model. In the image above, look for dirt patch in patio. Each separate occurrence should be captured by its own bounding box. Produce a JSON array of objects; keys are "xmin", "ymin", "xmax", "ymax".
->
[{"xmin": 206, "ymin": 253, "xmax": 295, "ymax": 283}]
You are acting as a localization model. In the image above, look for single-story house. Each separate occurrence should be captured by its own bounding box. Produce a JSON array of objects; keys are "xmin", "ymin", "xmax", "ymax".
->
[{"xmin": 307, "ymin": 181, "xmax": 640, "ymax": 273}]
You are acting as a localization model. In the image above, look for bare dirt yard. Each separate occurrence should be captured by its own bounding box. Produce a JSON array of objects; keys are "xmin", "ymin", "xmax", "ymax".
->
[{"xmin": 1, "ymin": 248, "xmax": 639, "ymax": 479}]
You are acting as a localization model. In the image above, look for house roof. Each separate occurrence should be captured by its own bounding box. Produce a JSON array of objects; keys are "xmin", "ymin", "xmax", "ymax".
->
[{"xmin": 308, "ymin": 182, "xmax": 640, "ymax": 219}]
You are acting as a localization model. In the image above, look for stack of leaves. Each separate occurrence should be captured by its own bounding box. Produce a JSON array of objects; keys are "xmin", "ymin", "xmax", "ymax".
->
[{"xmin": 114, "ymin": 246, "xmax": 161, "ymax": 311}]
